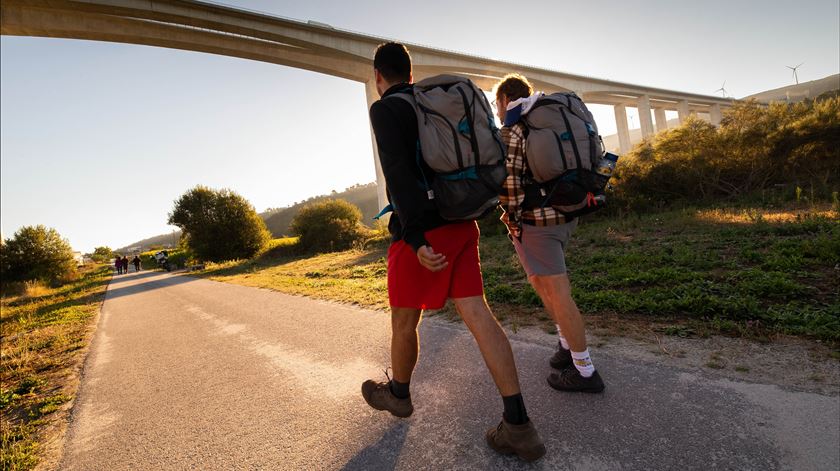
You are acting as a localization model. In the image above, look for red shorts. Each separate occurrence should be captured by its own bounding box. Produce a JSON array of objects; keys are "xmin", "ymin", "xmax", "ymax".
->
[{"xmin": 387, "ymin": 221, "xmax": 484, "ymax": 310}]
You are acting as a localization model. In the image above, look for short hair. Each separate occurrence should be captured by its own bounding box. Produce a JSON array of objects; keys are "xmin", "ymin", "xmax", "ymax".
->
[
  {"xmin": 493, "ymin": 73, "xmax": 534, "ymax": 102},
  {"xmin": 373, "ymin": 42, "xmax": 412, "ymax": 83}
]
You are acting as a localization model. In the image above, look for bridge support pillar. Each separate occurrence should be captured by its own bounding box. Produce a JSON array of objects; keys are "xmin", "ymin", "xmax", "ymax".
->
[
  {"xmin": 365, "ymin": 80, "xmax": 388, "ymax": 211},
  {"xmin": 709, "ymin": 104, "xmax": 723, "ymax": 125},
  {"xmin": 613, "ymin": 104, "xmax": 631, "ymax": 154},
  {"xmin": 637, "ymin": 95, "xmax": 655, "ymax": 138},
  {"xmin": 654, "ymin": 108, "xmax": 668, "ymax": 132},
  {"xmin": 677, "ymin": 100, "xmax": 690, "ymax": 124}
]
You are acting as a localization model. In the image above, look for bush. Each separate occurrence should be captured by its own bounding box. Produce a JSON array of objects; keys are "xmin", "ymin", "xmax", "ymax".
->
[
  {"xmin": 168, "ymin": 186, "xmax": 270, "ymax": 262},
  {"xmin": 88, "ymin": 246, "xmax": 113, "ymax": 263},
  {"xmin": 0, "ymin": 225, "xmax": 77, "ymax": 287},
  {"xmin": 611, "ymin": 97, "xmax": 840, "ymax": 210},
  {"xmin": 290, "ymin": 199, "xmax": 366, "ymax": 252}
]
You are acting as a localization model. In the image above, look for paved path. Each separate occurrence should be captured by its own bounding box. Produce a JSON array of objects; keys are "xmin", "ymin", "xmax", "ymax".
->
[{"xmin": 61, "ymin": 270, "xmax": 840, "ymax": 470}]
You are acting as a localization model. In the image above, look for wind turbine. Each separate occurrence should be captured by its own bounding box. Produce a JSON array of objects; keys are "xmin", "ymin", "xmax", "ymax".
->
[
  {"xmin": 714, "ymin": 81, "xmax": 728, "ymax": 98},
  {"xmin": 786, "ymin": 63, "xmax": 804, "ymax": 85}
]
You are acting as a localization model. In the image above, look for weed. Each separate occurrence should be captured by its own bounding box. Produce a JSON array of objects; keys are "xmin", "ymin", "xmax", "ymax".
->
[{"xmin": 1, "ymin": 264, "xmax": 109, "ymax": 470}]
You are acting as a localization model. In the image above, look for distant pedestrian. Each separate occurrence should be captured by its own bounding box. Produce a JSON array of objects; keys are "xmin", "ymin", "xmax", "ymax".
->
[
  {"xmin": 132, "ymin": 256, "xmax": 141, "ymax": 272},
  {"xmin": 115, "ymin": 255, "xmax": 123, "ymax": 274},
  {"xmin": 122, "ymin": 256, "xmax": 129, "ymax": 274}
]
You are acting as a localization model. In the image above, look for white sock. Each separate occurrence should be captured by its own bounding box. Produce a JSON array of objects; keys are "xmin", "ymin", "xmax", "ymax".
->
[
  {"xmin": 555, "ymin": 324, "xmax": 570, "ymax": 350},
  {"xmin": 571, "ymin": 349, "xmax": 595, "ymax": 378}
]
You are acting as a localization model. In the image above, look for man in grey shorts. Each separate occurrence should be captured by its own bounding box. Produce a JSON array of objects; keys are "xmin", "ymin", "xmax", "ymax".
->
[{"xmin": 493, "ymin": 73, "xmax": 605, "ymax": 393}]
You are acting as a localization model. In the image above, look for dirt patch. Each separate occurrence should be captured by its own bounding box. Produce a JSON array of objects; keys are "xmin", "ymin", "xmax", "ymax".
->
[{"xmin": 507, "ymin": 316, "xmax": 840, "ymax": 396}]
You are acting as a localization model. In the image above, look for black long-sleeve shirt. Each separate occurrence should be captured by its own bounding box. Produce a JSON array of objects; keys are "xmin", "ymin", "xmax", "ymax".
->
[{"xmin": 369, "ymin": 83, "xmax": 449, "ymax": 251}]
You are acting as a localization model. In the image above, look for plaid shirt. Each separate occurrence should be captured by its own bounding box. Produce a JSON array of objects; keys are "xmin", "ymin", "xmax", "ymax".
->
[{"xmin": 499, "ymin": 122, "xmax": 566, "ymax": 238}]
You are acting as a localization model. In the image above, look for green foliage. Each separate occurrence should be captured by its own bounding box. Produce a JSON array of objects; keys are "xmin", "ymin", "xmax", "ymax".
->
[
  {"xmin": 168, "ymin": 186, "xmax": 270, "ymax": 262},
  {"xmin": 289, "ymin": 199, "xmax": 366, "ymax": 252},
  {"xmin": 88, "ymin": 246, "xmax": 113, "ymax": 263},
  {"xmin": 0, "ymin": 225, "xmax": 77, "ymax": 286},
  {"xmin": 139, "ymin": 249, "xmax": 189, "ymax": 270},
  {"xmin": 612, "ymin": 98, "xmax": 840, "ymax": 210},
  {"xmin": 263, "ymin": 183, "xmax": 379, "ymax": 237},
  {"xmin": 1, "ymin": 265, "xmax": 110, "ymax": 470}
]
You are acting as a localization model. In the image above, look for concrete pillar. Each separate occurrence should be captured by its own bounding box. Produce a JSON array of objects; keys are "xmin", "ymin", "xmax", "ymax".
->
[
  {"xmin": 677, "ymin": 100, "xmax": 690, "ymax": 124},
  {"xmin": 637, "ymin": 95, "xmax": 655, "ymax": 138},
  {"xmin": 709, "ymin": 104, "xmax": 723, "ymax": 125},
  {"xmin": 614, "ymin": 104, "xmax": 631, "ymax": 154},
  {"xmin": 365, "ymin": 80, "xmax": 388, "ymax": 211},
  {"xmin": 654, "ymin": 108, "xmax": 668, "ymax": 132}
]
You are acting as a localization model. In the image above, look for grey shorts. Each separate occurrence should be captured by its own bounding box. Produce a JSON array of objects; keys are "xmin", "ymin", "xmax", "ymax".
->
[{"xmin": 511, "ymin": 220, "xmax": 578, "ymax": 277}]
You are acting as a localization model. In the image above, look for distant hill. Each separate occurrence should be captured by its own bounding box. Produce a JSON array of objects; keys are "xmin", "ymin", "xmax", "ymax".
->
[
  {"xmin": 263, "ymin": 183, "xmax": 379, "ymax": 236},
  {"xmin": 118, "ymin": 183, "xmax": 379, "ymax": 252},
  {"xmin": 116, "ymin": 231, "xmax": 181, "ymax": 253}
]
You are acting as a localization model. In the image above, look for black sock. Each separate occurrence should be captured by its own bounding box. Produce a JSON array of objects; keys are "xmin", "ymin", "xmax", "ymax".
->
[
  {"xmin": 389, "ymin": 380, "xmax": 410, "ymax": 399},
  {"xmin": 502, "ymin": 393, "xmax": 529, "ymax": 425}
]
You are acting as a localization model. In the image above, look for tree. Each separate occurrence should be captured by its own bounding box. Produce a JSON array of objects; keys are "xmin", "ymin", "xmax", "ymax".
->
[
  {"xmin": 168, "ymin": 186, "xmax": 270, "ymax": 262},
  {"xmin": 1, "ymin": 225, "xmax": 77, "ymax": 285},
  {"xmin": 89, "ymin": 246, "xmax": 114, "ymax": 263},
  {"xmin": 290, "ymin": 199, "xmax": 365, "ymax": 252}
]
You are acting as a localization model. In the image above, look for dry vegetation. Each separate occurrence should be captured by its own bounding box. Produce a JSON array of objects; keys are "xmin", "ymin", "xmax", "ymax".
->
[{"xmin": 1, "ymin": 265, "xmax": 111, "ymax": 470}]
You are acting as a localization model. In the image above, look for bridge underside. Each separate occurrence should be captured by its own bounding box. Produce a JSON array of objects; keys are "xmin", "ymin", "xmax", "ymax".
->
[{"xmin": 2, "ymin": 0, "xmax": 734, "ymax": 207}]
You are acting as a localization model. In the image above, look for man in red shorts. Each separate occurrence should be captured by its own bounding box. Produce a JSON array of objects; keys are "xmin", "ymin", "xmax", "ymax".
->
[{"xmin": 361, "ymin": 42, "xmax": 545, "ymax": 462}]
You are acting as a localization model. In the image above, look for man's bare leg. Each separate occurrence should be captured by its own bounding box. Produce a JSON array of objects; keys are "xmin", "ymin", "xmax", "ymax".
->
[
  {"xmin": 390, "ymin": 307, "xmax": 422, "ymax": 383},
  {"xmin": 530, "ymin": 274, "xmax": 604, "ymax": 391},
  {"xmin": 530, "ymin": 274, "xmax": 587, "ymax": 352},
  {"xmin": 452, "ymin": 296, "xmax": 520, "ymax": 396},
  {"xmin": 360, "ymin": 306, "xmax": 420, "ymax": 418}
]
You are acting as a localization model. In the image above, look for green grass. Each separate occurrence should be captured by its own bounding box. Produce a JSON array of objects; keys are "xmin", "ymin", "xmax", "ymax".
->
[
  {"xmin": 196, "ymin": 205, "xmax": 839, "ymax": 343},
  {"xmin": 1, "ymin": 265, "xmax": 111, "ymax": 470}
]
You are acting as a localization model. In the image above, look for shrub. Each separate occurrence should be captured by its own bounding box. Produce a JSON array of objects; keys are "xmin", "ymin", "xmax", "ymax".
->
[
  {"xmin": 290, "ymin": 199, "xmax": 366, "ymax": 252},
  {"xmin": 168, "ymin": 186, "xmax": 270, "ymax": 262},
  {"xmin": 89, "ymin": 246, "xmax": 113, "ymax": 263},
  {"xmin": 0, "ymin": 225, "xmax": 77, "ymax": 286},
  {"xmin": 611, "ymin": 97, "xmax": 840, "ymax": 210}
]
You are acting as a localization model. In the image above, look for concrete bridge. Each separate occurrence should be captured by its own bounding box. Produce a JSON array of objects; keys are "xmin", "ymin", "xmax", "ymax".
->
[{"xmin": 1, "ymin": 0, "xmax": 735, "ymax": 207}]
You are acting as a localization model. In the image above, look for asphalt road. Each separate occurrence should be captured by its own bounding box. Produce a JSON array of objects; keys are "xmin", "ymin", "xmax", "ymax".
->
[{"xmin": 60, "ymin": 270, "xmax": 840, "ymax": 470}]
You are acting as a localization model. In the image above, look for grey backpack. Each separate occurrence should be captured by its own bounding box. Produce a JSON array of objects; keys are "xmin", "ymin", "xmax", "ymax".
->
[
  {"xmin": 523, "ymin": 93, "xmax": 603, "ymax": 182},
  {"xmin": 395, "ymin": 75, "xmax": 506, "ymax": 221},
  {"xmin": 519, "ymin": 92, "xmax": 609, "ymax": 218}
]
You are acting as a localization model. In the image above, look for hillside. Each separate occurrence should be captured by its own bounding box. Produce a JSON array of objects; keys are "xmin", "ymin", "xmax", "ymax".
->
[
  {"xmin": 263, "ymin": 182, "xmax": 379, "ymax": 237},
  {"xmin": 116, "ymin": 231, "xmax": 181, "ymax": 253},
  {"xmin": 118, "ymin": 183, "xmax": 379, "ymax": 252}
]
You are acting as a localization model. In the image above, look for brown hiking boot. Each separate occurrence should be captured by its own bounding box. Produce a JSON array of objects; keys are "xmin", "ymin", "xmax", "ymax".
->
[
  {"xmin": 361, "ymin": 379, "xmax": 413, "ymax": 418},
  {"xmin": 486, "ymin": 419, "xmax": 546, "ymax": 462}
]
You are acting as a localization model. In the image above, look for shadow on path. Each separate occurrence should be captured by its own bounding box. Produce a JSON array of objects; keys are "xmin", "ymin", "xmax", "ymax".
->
[
  {"xmin": 339, "ymin": 421, "xmax": 410, "ymax": 471},
  {"xmin": 104, "ymin": 272, "xmax": 198, "ymax": 301}
]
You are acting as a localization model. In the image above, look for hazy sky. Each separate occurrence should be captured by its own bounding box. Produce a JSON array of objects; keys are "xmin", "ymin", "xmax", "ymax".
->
[{"xmin": 2, "ymin": 0, "xmax": 838, "ymax": 252}]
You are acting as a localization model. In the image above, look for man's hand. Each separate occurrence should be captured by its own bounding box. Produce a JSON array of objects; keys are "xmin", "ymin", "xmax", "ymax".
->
[{"xmin": 416, "ymin": 245, "xmax": 448, "ymax": 272}]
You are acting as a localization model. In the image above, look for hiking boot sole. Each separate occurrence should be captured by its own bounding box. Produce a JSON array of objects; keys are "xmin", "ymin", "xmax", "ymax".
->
[
  {"xmin": 485, "ymin": 432, "xmax": 546, "ymax": 462},
  {"xmin": 546, "ymin": 375, "xmax": 606, "ymax": 393}
]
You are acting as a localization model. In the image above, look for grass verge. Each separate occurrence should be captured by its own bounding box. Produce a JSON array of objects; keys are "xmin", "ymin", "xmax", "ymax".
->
[
  {"xmin": 197, "ymin": 204, "xmax": 839, "ymax": 344},
  {"xmin": 1, "ymin": 265, "xmax": 111, "ymax": 470}
]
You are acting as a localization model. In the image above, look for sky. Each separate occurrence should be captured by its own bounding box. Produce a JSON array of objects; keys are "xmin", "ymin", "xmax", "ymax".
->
[{"xmin": 2, "ymin": 0, "xmax": 838, "ymax": 252}]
